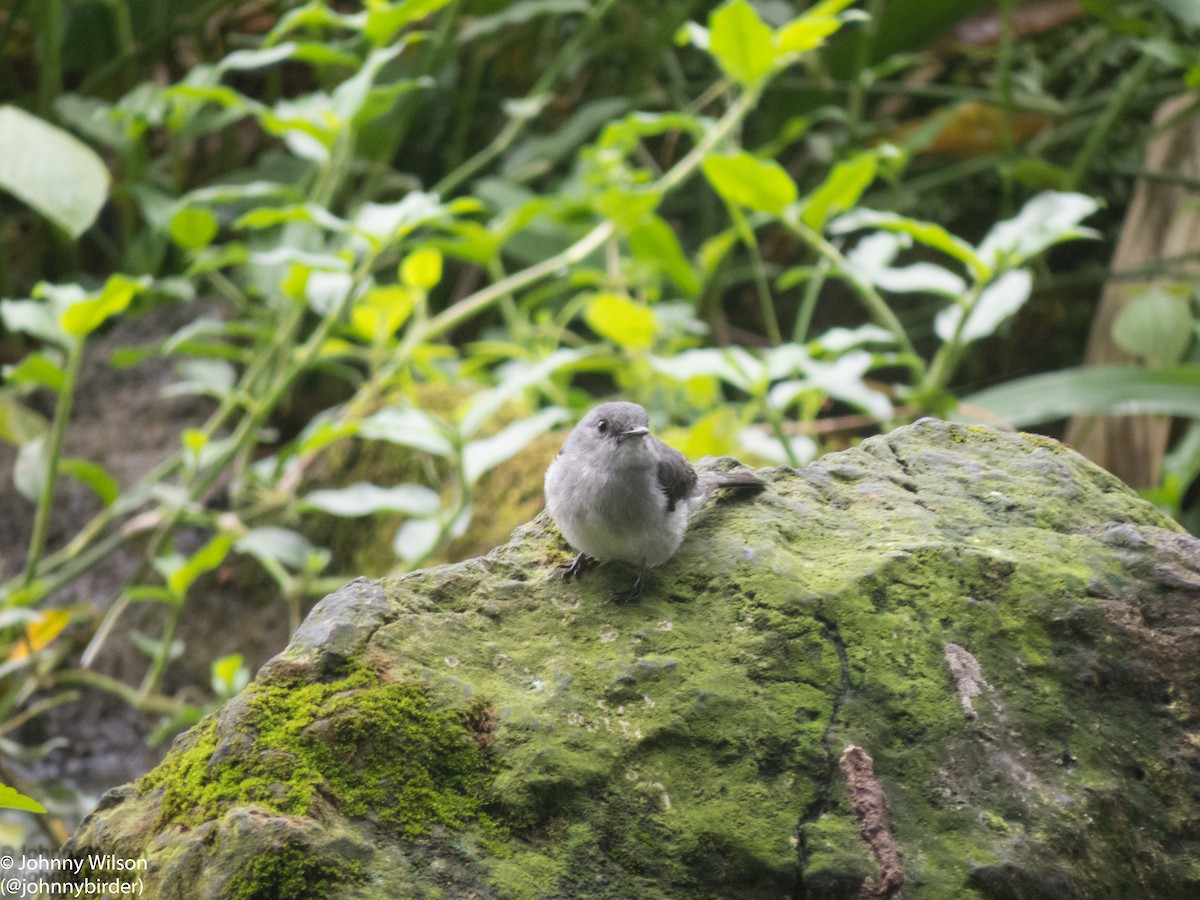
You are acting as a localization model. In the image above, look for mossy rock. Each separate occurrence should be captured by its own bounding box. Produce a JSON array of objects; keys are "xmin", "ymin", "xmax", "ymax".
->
[{"xmin": 63, "ymin": 420, "xmax": 1200, "ymax": 898}]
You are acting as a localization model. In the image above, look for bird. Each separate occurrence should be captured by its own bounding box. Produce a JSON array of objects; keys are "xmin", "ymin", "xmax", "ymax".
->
[{"xmin": 543, "ymin": 401, "xmax": 764, "ymax": 602}]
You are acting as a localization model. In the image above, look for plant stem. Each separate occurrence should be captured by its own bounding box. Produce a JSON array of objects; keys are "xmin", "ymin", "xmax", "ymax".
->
[
  {"xmin": 783, "ymin": 214, "xmax": 920, "ymax": 365},
  {"xmin": 22, "ymin": 339, "xmax": 84, "ymax": 589}
]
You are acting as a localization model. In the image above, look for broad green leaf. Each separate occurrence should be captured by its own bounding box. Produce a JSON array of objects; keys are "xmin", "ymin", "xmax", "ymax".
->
[
  {"xmin": 300, "ymin": 483, "xmax": 441, "ymax": 517},
  {"xmin": 359, "ymin": 405, "xmax": 455, "ymax": 456},
  {"xmin": 702, "ymin": 152, "xmax": 798, "ymax": 215},
  {"xmin": 633, "ymin": 220, "xmax": 701, "ymax": 297},
  {"xmin": 14, "ymin": 436, "xmax": 47, "ymax": 502},
  {"xmin": 845, "ymin": 231, "xmax": 965, "ymax": 296},
  {"xmin": 350, "ymin": 285, "xmax": 416, "ymax": 342},
  {"xmin": 59, "ymin": 274, "xmax": 146, "ymax": 337},
  {"xmin": 332, "ymin": 44, "xmax": 407, "ymax": 123},
  {"xmin": 4, "ymin": 352, "xmax": 66, "ymax": 391},
  {"xmin": 767, "ymin": 351, "xmax": 893, "ymax": 420},
  {"xmin": 708, "ymin": 0, "xmax": 776, "ymax": 86},
  {"xmin": 800, "ymin": 152, "xmax": 879, "ymax": 231},
  {"xmin": 366, "ymin": 0, "xmax": 455, "ymax": 43},
  {"xmin": 651, "ymin": 346, "xmax": 763, "ymax": 393},
  {"xmin": 401, "ymin": 247, "xmax": 443, "ymax": 290},
  {"xmin": 958, "ymin": 365, "xmax": 1200, "ymax": 427},
  {"xmin": 235, "ymin": 526, "xmax": 321, "ymax": 570},
  {"xmin": 1111, "ymin": 289, "xmax": 1194, "ymax": 365},
  {"xmin": 935, "ymin": 269, "xmax": 1032, "ymax": 345},
  {"xmin": 629, "ymin": 215, "xmax": 700, "ymax": 297},
  {"xmin": 393, "ymin": 515, "xmax": 443, "ymax": 563},
  {"xmin": 776, "ymin": 0, "xmax": 853, "ymax": 56},
  {"xmin": 975, "ymin": 191, "xmax": 1100, "ymax": 269},
  {"xmin": 234, "ymin": 203, "xmax": 348, "ymax": 233},
  {"xmin": 0, "ymin": 106, "xmax": 110, "ymax": 238},
  {"xmin": 211, "ymin": 652, "xmax": 249, "ymax": 697},
  {"xmin": 462, "ymin": 407, "xmax": 566, "ymax": 484},
  {"xmin": 830, "ymin": 209, "xmax": 987, "ymax": 280},
  {"xmin": 353, "ymin": 192, "xmax": 448, "ymax": 244},
  {"xmin": 0, "ymin": 783, "xmax": 47, "ymax": 814},
  {"xmin": 1, "ymin": 298, "xmax": 69, "ymax": 346},
  {"xmin": 0, "ymin": 393, "xmax": 48, "ymax": 445},
  {"xmin": 60, "ymin": 459, "xmax": 119, "ymax": 506},
  {"xmin": 164, "ymin": 359, "xmax": 238, "ymax": 398},
  {"xmin": 217, "ymin": 43, "xmax": 303, "ymax": 73},
  {"xmin": 167, "ymin": 533, "xmax": 235, "ymax": 599},
  {"xmin": 169, "ymin": 207, "xmax": 219, "ymax": 250},
  {"xmin": 584, "ymin": 292, "xmax": 658, "ymax": 350},
  {"xmin": 738, "ymin": 426, "xmax": 818, "ymax": 466}
]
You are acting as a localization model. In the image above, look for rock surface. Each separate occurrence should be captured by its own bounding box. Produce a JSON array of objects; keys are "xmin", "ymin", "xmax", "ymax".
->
[{"xmin": 63, "ymin": 420, "xmax": 1200, "ymax": 898}]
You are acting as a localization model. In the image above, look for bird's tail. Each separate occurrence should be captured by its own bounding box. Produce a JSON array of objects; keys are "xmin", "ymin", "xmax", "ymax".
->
[{"xmin": 694, "ymin": 469, "xmax": 766, "ymax": 503}]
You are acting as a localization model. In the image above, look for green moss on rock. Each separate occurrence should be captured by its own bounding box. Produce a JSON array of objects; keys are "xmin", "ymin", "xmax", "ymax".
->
[{"xmin": 141, "ymin": 667, "xmax": 496, "ymax": 836}]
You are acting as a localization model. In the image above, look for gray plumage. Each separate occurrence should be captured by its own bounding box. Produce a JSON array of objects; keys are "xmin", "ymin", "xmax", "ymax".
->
[{"xmin": 544, "ymin": 401, "xmax": 764, "ymax": 600}]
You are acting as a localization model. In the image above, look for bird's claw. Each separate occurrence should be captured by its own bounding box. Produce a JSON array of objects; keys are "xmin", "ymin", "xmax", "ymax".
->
[{"xmin": 556, "ymin": 553, "xmax": 595, "ymax": 583}]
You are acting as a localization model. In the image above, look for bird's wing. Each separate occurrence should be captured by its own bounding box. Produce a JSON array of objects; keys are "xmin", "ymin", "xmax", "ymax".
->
[{"xmin": 655, "ymin": 441, "xmax": 697, "ymax": 512}]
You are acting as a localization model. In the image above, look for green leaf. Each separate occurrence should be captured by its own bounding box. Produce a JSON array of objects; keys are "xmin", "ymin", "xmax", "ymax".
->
[
  {"xmin": 4, "ymin": 352, "xmax": 67, "ymax": 391},
  {"xmin": 830, "ymin": 209, "xmax": 987, "ymax": 280},
  {"xmin": 0, "ymin": 782, "xmax": 47, "ymax": 814},
  {"xmin": 167, "ymin": 533, "xmax": 235, "ymax": 600},
  {"xmin": 359, "ymin": 405, "xmax": 455, "ymax": 456},
  {"xmin": 800, "ymin": 152, "xmax": 879, "ymax": 231},
  {"xmin": 1111, "ymin": 289, "xmax": 1194, "ymax": 365},
  {"xmin": 60, "ymin": 459, "xmax": 119, "ymax": 506},
  {"xmin": 708, "ymin": 0, "xmax": 776, "ymax": 86},
  {"xmin": 300, "ymin": 483, "xmax": 441, "ymax": 517},
  {"xmin": 628, "ymin": 215, "xmax": 700, "ymax": 296},
  {"xmin": 584, "ymin": 292, "xmax": 658, "ymax": 350},
  {"xmin": 776, "ymin": 0, "xmax": 855, "ymax": 55},
  {"xmin": 0, "ymin": 105, "xmax": 110, "ymax": 238},
  {"xmin": 392, "ymin": 515, "xmax": 443, "ymax": 563},
  {"xmin": 935, "ymin": 270, "xmax": 1032, "ymax": 345},
  {"xmin": 462, "ymin": 407, "xmax": 567, "ymax": 484},
  {"xmin": 169, "ymin": 207, "xmax": 220, "ymax": 250},
  {"xmin": 702, "ymin": 152, "xmax": 798, "ymax": 215},
  {"xmin": 958, "ymin": 365, "xmax": 1200, "ymax": 427},
  {"xmin": 975, "ymin": 191, "xmax": 1100, "ymax": 269},
  {"xmin": 366, "ymin": 0, "xmax": 455, "ymax": 43},
  {"xmin": 1, "ymin": 298, "xmax": 69, "ymax": 346},
  {"xmin": 401, "ymin": 247, "xmax": 443, "ymax": 290},
  {"xmin": 211, "ymin": 652, "xmax": 249, "ymax": 698},
  {"xmin": 58, "ymin": 274, "xmax": 146, "ymax": 338},
  {"xmin": 459, "ymin": 0, "xmax": 590, "ymax": 42},
  {"xmin": 14, "ymin": 436, "xmax": 48, "ymax": 502},
  {"xmin": 235, "ymin": 526, "xmax": 323, "ymax": 571},
  {"xmin": 0, "ymin": 393, "xmax": 48, "ymax": 445}
]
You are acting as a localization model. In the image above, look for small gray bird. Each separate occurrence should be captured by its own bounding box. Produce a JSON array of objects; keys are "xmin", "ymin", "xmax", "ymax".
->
[{"xmin": 544, "ymin": 401, "xmax": 764, "ymax": 602}]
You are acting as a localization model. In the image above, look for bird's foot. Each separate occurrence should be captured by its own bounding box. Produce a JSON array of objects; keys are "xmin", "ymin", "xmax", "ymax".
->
[
  {"xmin": 613, "ymin": 560, "xmax": 648, "ymax": 605},
  {"xmin": 556, "ymin": 553, "xmax": 596, "ymax": 583}
]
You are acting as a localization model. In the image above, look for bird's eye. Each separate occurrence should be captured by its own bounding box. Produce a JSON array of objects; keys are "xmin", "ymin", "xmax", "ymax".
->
[{"xmin": 596, "ymin": 419, "xmax": 608, "ymax": 434}]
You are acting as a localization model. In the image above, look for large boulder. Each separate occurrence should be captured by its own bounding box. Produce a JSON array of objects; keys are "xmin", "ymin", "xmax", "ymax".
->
[{"xmin": 63, "ymin": 420, "xmax": 1200, "ymax": 898}]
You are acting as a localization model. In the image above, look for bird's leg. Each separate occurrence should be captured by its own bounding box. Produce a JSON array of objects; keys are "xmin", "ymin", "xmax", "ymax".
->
[
  {"xmin": 557, "ymin": 553, "xmax": 595, "ymax": 582},
  {"xmin": 615, "ymin": 559, "xmax": 648, "ymax": 605}
]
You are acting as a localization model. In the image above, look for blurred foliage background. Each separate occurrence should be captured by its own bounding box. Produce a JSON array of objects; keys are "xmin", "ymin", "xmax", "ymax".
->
[{"xmin": 1, "ymin": 0, "xmax": 1199, "ymax": 843}]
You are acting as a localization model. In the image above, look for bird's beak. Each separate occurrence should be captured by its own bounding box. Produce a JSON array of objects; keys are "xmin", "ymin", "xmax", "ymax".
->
[{"xmin": 619, "ymin": 425, "xmax": 649, "ymax": 442}]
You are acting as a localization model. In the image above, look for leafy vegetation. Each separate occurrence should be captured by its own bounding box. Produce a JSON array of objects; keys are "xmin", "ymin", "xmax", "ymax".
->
[{"xmin": 1, "ymin": 0, "xmax": 1199, "ymax": 840}]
